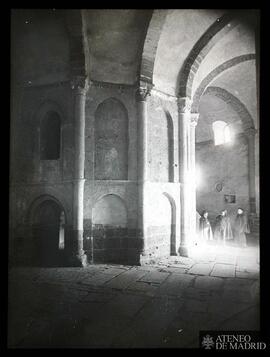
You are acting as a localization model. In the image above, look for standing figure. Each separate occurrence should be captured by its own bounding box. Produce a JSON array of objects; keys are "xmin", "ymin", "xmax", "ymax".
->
[
  {"xmin": 199, "ymin": 211, "xmax": 213, "ymax": 243},
  {"xmin": 234, "ymin": 208, "xmax": 250, "ymax": 247},
  {"xmin": 214, "ymin": 209, "xmax": 233, "ymax": 244}
]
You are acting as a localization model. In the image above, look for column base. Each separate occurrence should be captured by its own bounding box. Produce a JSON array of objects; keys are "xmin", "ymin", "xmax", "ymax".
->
[
  {"xmin": 68, "ymin": 252, "xmax": 88, "ymax": 267},
  {"xmin": 69, "ymin": 230, "xmax": 88, "ymax": 267},
  {"xmin": 179, "ymin": 245, "xmax": 189, "ymax": 257}
]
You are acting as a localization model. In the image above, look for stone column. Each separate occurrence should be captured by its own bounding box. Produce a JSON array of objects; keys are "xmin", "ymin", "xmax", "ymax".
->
[
  {"xmin": 136, "ymin": 82, "xmax": 152, "ymax": 257},
  {"xmin": 190, "ymin": 113, "xmax": 199, "ymax": 241},
  {"xmin": 245, "ymin": 127, "xmax": 257, "ymax": 214},
  {"xmin": 178, "ymin": 97, "xmax": 192, "ymax": 257},
  {"xmin": 71, "ymin": 76, "xmax": 89, "ymax": 266}
]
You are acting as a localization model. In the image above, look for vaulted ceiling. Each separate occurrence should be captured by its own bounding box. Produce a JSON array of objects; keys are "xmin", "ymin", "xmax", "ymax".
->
[
  {"xmin": 82, "ymin": 9, "xmax": 151, "ymax": 84},
  {"xmin": 11, "ymin": 9, "xmax": 259, "ymax": 134}
]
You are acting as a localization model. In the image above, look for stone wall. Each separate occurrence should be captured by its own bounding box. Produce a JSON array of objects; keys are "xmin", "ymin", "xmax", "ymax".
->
[
  {"xmin": 91, "ymin": 194, "xmax": 128, "ymax": 264},
  {"xmin": 9, "ymin": 183, "xmax": 73, "ymax": 265},
  {"xmin": 10, "ymin": 83, "xmax": 74, "ymax": 184},
  {"xmin": 94, "ymin": 98, "xmax": 128, "ymax": 180},
  {"xmin": 11, "ymin": 10, "xmax": 70, "ymax": 87},
  {"xmin": 147, "ymin": 93, "xmax": 179, "ymax": 183},
  {"xmin": 196, "ymin": 135, "xmax": 249, "ymax": 224},
  {"xmin": 142, "ymin": 182, "xmax": 181, "ymax": 261},
  {"xmin": 141, "ymin": 93, "xmax": 181, "ymax": 262},
  {"xmin": 83, "ymin": 83, "xmax": 140, "ymax": 264},
  {"xmin": 10, "ymin": 81, "xmax": 74, "ymax": 265}
]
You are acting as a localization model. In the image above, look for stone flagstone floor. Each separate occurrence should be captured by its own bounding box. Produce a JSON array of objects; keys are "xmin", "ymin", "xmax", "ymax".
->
[{"xmin": 8, "ymin": 242, "xmax": 259, "ymax": 348}]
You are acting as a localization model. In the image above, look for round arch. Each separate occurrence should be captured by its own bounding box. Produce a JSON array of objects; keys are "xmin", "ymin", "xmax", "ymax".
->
[
  {"xmin": 191, "ymin": 54, "xmax": 256, "ymax": 113},
  {"xmin": 94, "ymin": 97, "xmax": 129, "ymax": 180},
  {"xmin": 34, "ymin": 100, "xmax": 65, "ymax": 125},
  {"xmin": 177, "ymin": 12, "xmax": 237, "ymax": 98},
  {"xmin": 94, "ymin": 97, "xmax": 129, "ymax": 117},
  {"xmin": 162, "ymin": 192, "xmax": 177, "ymax": 256},
  {"xmin": 34, "ymin": 100, "xmax": 65, "ymax": 161},
  {"xmin": 203, "ymin": 86, "xmax": 255, "ymax": 131},
  {"xmin": 27, "ymin": 194, "xmax": 67, "ymax": 225},
  {"xmin": 92, "ymin": 193, "xmax": 128, "ymax": 227},
  {"xmin": 26, "ymin": 194, "xmax": 68, "ymax": 266},
  {"xmin": 139, "ymin": 10, "xmax": 168, "ymax": 84}
]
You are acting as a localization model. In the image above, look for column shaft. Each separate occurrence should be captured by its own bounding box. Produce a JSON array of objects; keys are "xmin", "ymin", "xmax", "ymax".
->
[
  {"xmin": 189, "ymin": 116, "xmax": 198, "ymax": 241},
  {"xmin": 71, "ymin": 78, "xmax": 88, "ymax": 266},
  {"xmin": 136, "ymin": 84, "xmax": 151, "ymax": 255},
  {"xmin": 178, "ymin": 98, "xmax": 191, "ymax": 257},
  {"xmin": 246, "ymin": 129, "xmax": 256, "ymax": 214}
]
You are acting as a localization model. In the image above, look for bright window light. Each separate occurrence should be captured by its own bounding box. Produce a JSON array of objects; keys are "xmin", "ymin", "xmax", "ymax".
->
[
  {"xmin": 195, "ymin": 166, "xmax": 202, "ymax": 188},
  {"xmin": 212, "ymin": 121, "xmax": 232, "ymax": 146}
]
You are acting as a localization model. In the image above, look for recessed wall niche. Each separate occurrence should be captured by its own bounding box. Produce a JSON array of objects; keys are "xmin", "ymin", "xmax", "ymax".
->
[{"xmin": 94, "ymin": 98, "xmax": 128, "ymax": 180}]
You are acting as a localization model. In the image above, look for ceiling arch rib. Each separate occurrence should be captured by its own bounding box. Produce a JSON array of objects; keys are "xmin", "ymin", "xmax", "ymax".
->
[
  {"xmin": 191, "ymin": 54, "xmax": 255, "ymax": 113},
  {"xmin": 204, "ymin": 86, "xmax": 255, "ymax": 131},
  {"xmin": 64, "ymin": 9, "xmax": 86, "ymax": 79},
  {"xmin": 139, "ymin": 9, "xmax": 168, "ymax": 85},
  {"xmin": 177, "ymin": 12, "xmax": 238, "ymax": 98}
]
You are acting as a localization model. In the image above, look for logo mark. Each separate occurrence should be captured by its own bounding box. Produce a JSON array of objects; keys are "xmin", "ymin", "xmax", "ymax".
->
[{"xmin": 202, "ymin": 334, "xmax": 215, "ymax": 349}]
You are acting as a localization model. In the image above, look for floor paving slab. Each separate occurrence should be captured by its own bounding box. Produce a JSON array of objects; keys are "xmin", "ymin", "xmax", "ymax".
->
[
  {"xmin": 104, "ymin": 269, "xmax": 148, "ymax": 290},
  {"xmin": 193, "ymin": 275, "xmax": 224, "ymax": 290},
  {"xmin": 158, "ymin": 266, "xmax": 189, "ymax": 274},
  {"xmin": 8, "ymin": 242, "xmax": 260, "ymax": 350},
  {"xmin": 119, "ymin": 296, "xmax": 182, "ymax": 348},
  {"xmin": 138, "ymin": 270, "xmax": 170, "ymax": 284},
  {"xmin": 210, "ymin": 263, "xmax": 235, "ymax": 278},
  {"xmin": 188, "ymin": 263, "xmax": 214, "ymax": 275},
  {"xmin": 184, "ymin": 299, "xmax": 208, "ymax": 313},
  {"xmin": 158, "ymin": 273, "xmax": 195, "ymax": 296},
  {"xmin": 236, "ymin": 271, "xmax": 259, "ymax": 279},
  {"xmin": 126, "ymin": 280, "xmax": 160, "ymax": 296}
]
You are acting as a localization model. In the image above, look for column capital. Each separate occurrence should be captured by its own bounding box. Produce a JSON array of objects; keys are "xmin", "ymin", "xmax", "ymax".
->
[
  {"xmin": 190, "ymin": 113, "xmax": 199, "ymax": 127},
  {"xmin": 244, "ymin": 127, "xmax": 257, "ymax": 138},
  {"xmin": 177, "ymin": 97, "xmax": 192, "ymax": 113},
  {"xmin": 136, "ymin": 81, "xmax": 153, "ymax": 102},
  {"xmin": 71, "ymin": 76, "xmax": 89, "ymax": 95}
]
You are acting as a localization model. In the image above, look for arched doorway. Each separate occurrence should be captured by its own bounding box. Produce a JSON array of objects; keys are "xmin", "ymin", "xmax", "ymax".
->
[
  {"xmin": 31, "ymin": 199, "xmax": 66, "ymax": 266},
  {"xmin": 162, "ymin": 193, "xmax": 177, "ymax": 256},
  {"xmin": 147, "ymin": 193, "xmax": 176, "ymax": 258}
]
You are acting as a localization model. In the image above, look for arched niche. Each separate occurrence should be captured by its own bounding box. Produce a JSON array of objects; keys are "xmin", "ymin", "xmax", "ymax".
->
[
  {"xmin": 29, "ymin": 196, "xmax": 66, "ymax": 266},
  {"xmin": 35, "ymin": 101, "xmax": 64, "ymax": 163},
  {"xmin": 94, "ymin": 98, "xmax": 129, "ymax": 180},
  {"xmin": 92, "ymin": 194, "xmax": 128, "ymax": 263},
  {"xmin": 92, "ymin": 194, "xmax": 127, "ymax": 228}
]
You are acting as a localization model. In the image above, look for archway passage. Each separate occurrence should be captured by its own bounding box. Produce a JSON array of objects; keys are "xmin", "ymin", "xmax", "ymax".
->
[
  {"xmin": 92, "ymin": 194, "xmax": 128, "ymax": 264},
  {"xmin": 31, "ymin": 200, "xmax": 65, "ymax": 266},
  {"xmin": 162, "ymin": 193, "xmax": 177, "ymax": 256},
  {"xmin": 146, "ymin": 193, "xmax": 176, "ymax": 259}
]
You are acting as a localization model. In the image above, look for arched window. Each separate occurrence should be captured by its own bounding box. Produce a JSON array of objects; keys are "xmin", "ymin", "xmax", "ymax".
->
[
  {"xmin": 40, "ymin": 111, "xmax": 61, "ymax": 160},
  {"xmin": 212, "ymin": 121, "xmax": 231, "ymax": 146}
]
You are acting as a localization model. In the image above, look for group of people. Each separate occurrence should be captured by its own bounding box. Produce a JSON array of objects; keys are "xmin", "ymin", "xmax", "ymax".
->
[{"xmin": 199, "ymin": 208, "xmax": 250, "ymax": 247}]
